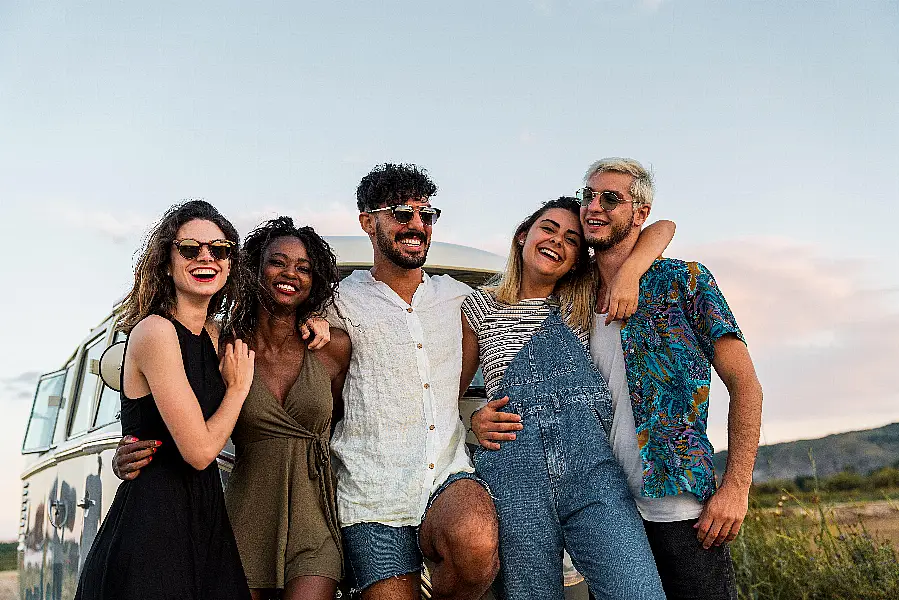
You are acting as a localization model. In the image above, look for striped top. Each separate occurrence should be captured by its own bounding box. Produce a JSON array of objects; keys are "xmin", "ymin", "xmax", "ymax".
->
[{"xmin": 461, "ymin": 288, "xmax": 590, "ymax": 400}]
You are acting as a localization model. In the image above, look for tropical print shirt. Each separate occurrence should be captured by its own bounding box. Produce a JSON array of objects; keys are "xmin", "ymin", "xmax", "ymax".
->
[{"xmin": 619, "ymin": 258, "xmax": 744, "ymax": 502}]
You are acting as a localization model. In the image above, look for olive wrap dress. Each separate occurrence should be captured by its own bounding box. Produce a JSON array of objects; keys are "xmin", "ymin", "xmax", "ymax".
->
[{"xmin": 224, "ymin": 350, "xmax": 342, "ymax": 588}]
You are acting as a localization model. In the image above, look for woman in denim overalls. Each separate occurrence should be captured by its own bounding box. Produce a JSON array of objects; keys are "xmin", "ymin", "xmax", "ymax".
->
[{"xmin": 461, "ymin": 198, "xmax": 672, "ymax": 600}]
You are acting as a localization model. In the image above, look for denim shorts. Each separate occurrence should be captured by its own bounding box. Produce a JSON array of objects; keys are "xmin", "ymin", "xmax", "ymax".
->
[{"xmin": 341, "ymin": 471, "xmax": 488, "ymax": 591}]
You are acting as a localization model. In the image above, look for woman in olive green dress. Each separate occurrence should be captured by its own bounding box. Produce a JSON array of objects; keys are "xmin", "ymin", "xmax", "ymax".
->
[{"xmin": 223, "ymin": 216, "xmax": 350, "ymax": 600}]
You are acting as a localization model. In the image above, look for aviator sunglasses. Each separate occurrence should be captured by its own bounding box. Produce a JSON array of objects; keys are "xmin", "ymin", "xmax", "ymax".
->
[
  {"xmin": 367, "ymin": 204, "xmax": 442, "ymax": 225},
  {"xmin": 575, "ymin": 187, "xmax": 635, "ymax": 211},
  {"xmin": 172, "ymin": 238, "xmax": 236, "ymax": 260}
]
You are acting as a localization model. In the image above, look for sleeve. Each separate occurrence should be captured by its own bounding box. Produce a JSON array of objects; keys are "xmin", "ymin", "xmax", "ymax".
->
[
  {"xmin": 461, "ymin": 290, "xmax": 486, "ymax": 333},
  {"xmin": 684, "ymin": 262, "xmax": 745, "ymax": 362}
]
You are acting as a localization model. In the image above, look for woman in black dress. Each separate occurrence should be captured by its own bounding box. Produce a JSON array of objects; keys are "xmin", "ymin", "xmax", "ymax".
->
[{"xmin": 76, "ymin": 200, "xmax": 254, "ymax": 600}]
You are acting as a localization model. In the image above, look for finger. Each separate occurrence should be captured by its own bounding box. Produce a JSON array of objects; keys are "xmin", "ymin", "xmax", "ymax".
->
[
  {"xmin": 724, "ymin": 521, "xmax": 743, "ymax": 543},
  {"xmin": 622, "ymin": 299, "xmax": 635, "ymax": 319},
  {"xmin": 120, "ymin": 470, "xmax": 141, "ymax": 481},
  {"xmin": 488, "ymin": 396, "xmax": 511, "ymax": 408},
  {"xmin": 118, "ymin": 435, "xmax": 138, "ymax": 446},
  {"xmin": 307, "ymin": 335, "xmax": 326, "ymax": 351},
  {"xmin": 601, "ymin": 288, "xmax": 610, "ymax": 314},
  {"xmin": 299, "ymin": 324, "xmax": 311, "ymax": 340},
  {"xmin": 481, "ymin": 440, "xmax": 501, "ymax": 451},
  {"xmin": 486, "ymin": 412, "xmax": 523, "ymax": 423},
  {"xmin": 606, "ymin": 298, "xmax": 620, "ymax": 325},
  {"xmin": 701, "ymin": 520, "xmax": 725, "ymax": 549},
  {"xmin": 119, "ymin": 447, "xmax": 157, "ymax": 463},
  {"xmin": 484, "ymin": 421, "xmax": 523, "ymax": 432},
  {"xmin": 119, "ymin": 456, "xmax": 153, "ymax": 474},
  {"xmin": 484, "ymin": 432, "xmax": 517, "ymax": 441},
  {"xmin": 713, "ymin": 520, "xmax": 735, "ymax": 546},
  {"xmin": 119, "ymin": 440, "xmax": 161, "ymax": 454}
]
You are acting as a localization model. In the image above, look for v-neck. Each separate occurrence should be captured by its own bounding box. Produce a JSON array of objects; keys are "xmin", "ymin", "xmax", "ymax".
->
[{"xmin": 256, "ymin": 349, "xmax": 309, "ymax": 409}]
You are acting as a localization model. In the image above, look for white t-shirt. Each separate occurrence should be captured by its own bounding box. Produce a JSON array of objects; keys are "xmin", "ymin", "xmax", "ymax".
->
[
  {"xmin": 591, "ymin": 314, "xmax": 703, "ymax": 522},
  {"xmin": 330, "ymin": 270, "xmax": 475, "ymax": 527}
]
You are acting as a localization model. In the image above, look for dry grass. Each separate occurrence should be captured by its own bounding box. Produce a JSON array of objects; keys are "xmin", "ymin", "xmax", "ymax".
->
[{"xmin": 0, "ymin": 572, "xmax": 17, "ymax": 600}]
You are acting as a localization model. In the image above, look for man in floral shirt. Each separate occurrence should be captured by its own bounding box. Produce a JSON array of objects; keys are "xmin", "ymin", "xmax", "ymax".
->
[{"xmin": 578, "ymin": 158, "xmax": 763, "ymax": 600}]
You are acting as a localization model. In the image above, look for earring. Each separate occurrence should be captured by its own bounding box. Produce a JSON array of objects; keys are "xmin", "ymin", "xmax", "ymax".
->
[{"xmin": 518, "ymin": 239, "xmax": 525, "ymax": 246}]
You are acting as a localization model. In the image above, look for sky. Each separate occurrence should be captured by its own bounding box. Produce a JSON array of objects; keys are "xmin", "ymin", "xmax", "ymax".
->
[{"xmin": 0, "ymin": 0, "xmax": 897, "ymax": 540}]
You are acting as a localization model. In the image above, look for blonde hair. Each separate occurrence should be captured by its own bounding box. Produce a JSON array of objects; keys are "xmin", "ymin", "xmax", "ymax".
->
[
  {"xmin": 487, "ymin": 197, "xmax": 596, "ymax": 332},
  {"xmin": 584, "ymin": 157, "xmax": 655, "ymax": 207}
]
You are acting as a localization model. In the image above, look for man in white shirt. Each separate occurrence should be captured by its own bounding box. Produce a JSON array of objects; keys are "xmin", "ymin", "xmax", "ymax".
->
[{"xmin": 331, "ymin": 163, "xmax": 499, "ymax": 600}]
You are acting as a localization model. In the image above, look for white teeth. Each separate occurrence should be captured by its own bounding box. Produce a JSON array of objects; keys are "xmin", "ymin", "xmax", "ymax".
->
[
  {"xmin": 275, "ymin": 283, "xmax": 297, "ymax": 292},
  {"xmin": 400, "ymin": 238, "xmax": 422, "ymax": 247},
  {"xmin": 538, "ymin": 248, "xmax": 561, "ymax": 261},
  {"xmin": 191, "ymin": 268, "xmax": 216, "ymax": 276},
  {"xmin": 586, "ymin": 219, "xmax": 607, "ymax": 226}
]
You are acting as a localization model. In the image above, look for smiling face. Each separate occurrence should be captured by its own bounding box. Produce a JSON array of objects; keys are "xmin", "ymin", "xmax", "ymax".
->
[
  {"xmin": 260, "ymin": 236, "xmax": 313, "ymax": 312},
  {"xmin": 518, "ymin": 207, "xmax": 583, "ymax": 290},
  {"xmin": 362, "ymin": 196, "xmax": 433, "ymax": 270},
  {"xmin": 169, "ymin": 218, "xmax": 231, "ymax": 299},
  {"xmin": 580, "ymin": 170, "xmax": 645, "ymax": 251}
]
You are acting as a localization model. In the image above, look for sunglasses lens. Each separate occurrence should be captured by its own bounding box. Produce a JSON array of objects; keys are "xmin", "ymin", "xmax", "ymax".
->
[
  {"xmin": 576, "ymin": 188, "xmax": 594, "ymax": 207},
  {"xmin": 391, "ymin": 206, "xmax": 415, "ymax": 224},
  {"xmin": 599, "ymin": 191, "xmax": 624, "ymax": 211},
  {"xmin": 420, "ymin": 207, "xmax": 440, "ymax": 225},
  {"xmin": 177, "ymin": 240, "xmax": 201, "ymax": 259},
  {"xmin": 209, "ymin": 241, "xmax": 233, "ymax": 260}
]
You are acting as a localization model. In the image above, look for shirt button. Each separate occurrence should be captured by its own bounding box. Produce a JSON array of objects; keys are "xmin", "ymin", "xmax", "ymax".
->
[
  {"xmin": 407, "ymin": 307, "xmax": 413, "ymax": 313},
  {"xmin": 417, "ymin": 343, "xmax": 423, "ymax": 349},
  {"xmin": 429, "ymin": 424, "xmax": 435, "ymax": 430},
  {"xmin": 428, "ymin": 463, "xmax": 435, "ymax": 469},
  {"xmin": 423, "ymin": 383, "xmax": 430, "ymax": 389}
]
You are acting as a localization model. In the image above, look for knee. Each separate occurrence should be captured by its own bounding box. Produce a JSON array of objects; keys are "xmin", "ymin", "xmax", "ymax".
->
[{"xmin": 445, "ymin": 513, "xmax": 500, "ymax": 583}]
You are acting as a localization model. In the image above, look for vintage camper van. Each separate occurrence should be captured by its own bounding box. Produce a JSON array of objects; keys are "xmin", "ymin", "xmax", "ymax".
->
[{"xmin": 17, "ymin": 237, "xmax": 589, "ymax": 599}]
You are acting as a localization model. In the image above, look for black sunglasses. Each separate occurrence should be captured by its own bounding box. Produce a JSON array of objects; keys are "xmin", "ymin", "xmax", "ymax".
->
[
  {"xmin": 172, "ymin": 238, "xmax": 236, "ymax": 260},
  {"xmin": 368, "ymin": 204, "xmax": 442, "ymax": 225},
  {"xmin": 575, "ymin": 187, "xmax": 634, "ymax": 211}
]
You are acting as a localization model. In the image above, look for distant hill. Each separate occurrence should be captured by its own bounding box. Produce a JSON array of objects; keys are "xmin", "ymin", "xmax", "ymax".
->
[{"xmin": 713, "ymin": 422, "xmax": 899, "ymax": 483}]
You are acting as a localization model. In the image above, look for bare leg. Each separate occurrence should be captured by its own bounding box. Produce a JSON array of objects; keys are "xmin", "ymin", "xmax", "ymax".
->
[
  {"xmin": 419, "ymin": 478, "xmax": 499, "ymax": 600},
  {"xmin": 361, "ymin": 572, "xmax": 422, "ymax": 600},
  {"xmin": 283, "ymin": 575, "xmax": 338, "ymax": 600},
  {"xmin": 250, "ymin": 590, "xmax": 275, "ymax": 600}
]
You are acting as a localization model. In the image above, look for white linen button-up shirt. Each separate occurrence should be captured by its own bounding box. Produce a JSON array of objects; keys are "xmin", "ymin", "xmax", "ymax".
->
[{"xmin": 330, "ymin": 270, "xmax": 474, "ymax": 527}]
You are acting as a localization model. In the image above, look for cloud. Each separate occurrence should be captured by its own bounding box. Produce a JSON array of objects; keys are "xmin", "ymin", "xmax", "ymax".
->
[{"xmin": 676, "ymin": 237, "xmax": 899, "ymax": 446}]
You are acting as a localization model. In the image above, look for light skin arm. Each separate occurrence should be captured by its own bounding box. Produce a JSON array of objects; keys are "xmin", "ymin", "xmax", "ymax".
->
[
  {"xmin": 462, "ymin": 312, "xmax": 522, "ymax": 451},
  {"xmin": 602, "ymin": 219, "xmax": 676, "ymax": 324},
  {"xmin": 694, "ymin": 333, "xmax": 763, "ymax": 548},
  {"xmin": 127, "ymin": 316, "xmax": 254, "ymax": 471}
]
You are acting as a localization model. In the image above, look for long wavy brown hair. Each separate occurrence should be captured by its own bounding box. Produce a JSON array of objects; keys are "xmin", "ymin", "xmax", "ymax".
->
[{"xmin": 117, "ymin": 200, "xmax": 240, "ymax": 333}]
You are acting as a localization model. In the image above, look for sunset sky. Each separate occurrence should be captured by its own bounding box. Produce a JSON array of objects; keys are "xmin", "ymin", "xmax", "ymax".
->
[{"xmin": 1, "ymin": 0, "xmax": 897, "ymax": 539}]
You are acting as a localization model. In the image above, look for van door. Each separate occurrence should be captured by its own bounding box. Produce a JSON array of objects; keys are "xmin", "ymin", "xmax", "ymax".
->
[{"xmin": 19, "ymin": 368, "xmax": 68, "ymax": 600}]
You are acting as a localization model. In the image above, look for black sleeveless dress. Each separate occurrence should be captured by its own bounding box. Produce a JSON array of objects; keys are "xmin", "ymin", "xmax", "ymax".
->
[{"xmin": 75, "ymin": 319, "xmax": 251, "ymax": 600}]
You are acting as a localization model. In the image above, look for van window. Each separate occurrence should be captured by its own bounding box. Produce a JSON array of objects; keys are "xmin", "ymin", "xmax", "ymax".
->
[
  {"xmin": 69, "ymin": 334, "xmax": 106, "ymax": 437},
  {"xmin": 22, "ymin": 370, "xmax": 67, "ymax": 453},
  {"xmin": 52, "ymin": 361, "xmax": 78, "ymax": 445},
  {"xmin": 94, "ymin": 331, "xmax": 126, "ymax": 427}
]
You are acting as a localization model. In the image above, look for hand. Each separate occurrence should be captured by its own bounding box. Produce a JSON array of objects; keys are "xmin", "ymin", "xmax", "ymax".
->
[
  {"xmin": 470, "ymin": 397, "xmax": 523, "ymax": 451},
  {"xmin": 112, "ymin": 436, "xmax": 161, "ymax": 481},
  {"xmin": 694, "ymin": 483, "xmax": 750, "ymax": 549},
  {"xmin": 602, "ymin": 265, "xmax": 641, "ymax": 325},
  {"xmin": 301, "ymin": 317, "xmax": 331, "ymax": 351},
  {"xmin": 219, "ymin": 338, "xmax": 255, "ymax": 396}
]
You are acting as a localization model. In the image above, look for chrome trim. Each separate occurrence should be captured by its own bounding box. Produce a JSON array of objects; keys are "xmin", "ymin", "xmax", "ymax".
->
[{"xmin": 20, "ymin": 432, "xmax": 123, "ymax": 479}]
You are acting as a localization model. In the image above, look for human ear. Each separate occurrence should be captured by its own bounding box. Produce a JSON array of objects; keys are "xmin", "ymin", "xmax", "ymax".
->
[
  {"xmin": 633, "ymin": 204, "xmax": 651, "ymax": 228},
  {"xmin": 359, "ymin": 212, "xmax": 376, "ymax": 236}
]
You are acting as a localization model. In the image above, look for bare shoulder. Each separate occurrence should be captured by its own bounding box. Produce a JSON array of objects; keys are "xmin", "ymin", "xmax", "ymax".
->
[
  {"xmin": 315, "ymin": 328, "xmax": 351, "ymax": 377},
  {"xmin": 130, "ymin": 315, "xmax": 177, "ymax": 348}
]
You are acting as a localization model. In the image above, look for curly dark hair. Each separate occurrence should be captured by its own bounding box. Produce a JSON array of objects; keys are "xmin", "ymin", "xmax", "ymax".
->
[
  {"xmin": 226, "ymin": 216, "xmax": 339, "ymax": 340},
  {"xmin": 356, "ymin": 163, "xmax": 438, "ymax": 212},
  {"xmin": 118, "ymin": 200, "xmax": 240, "ymax": 333}
]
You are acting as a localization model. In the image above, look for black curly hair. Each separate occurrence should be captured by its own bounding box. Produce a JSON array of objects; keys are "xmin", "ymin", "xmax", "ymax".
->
[
  {"xmin": 226, "ymin": 216, "xmax": 339, "ymax": 340},
  {"xmin": 356, "ymin": 163, "xmax": 438, "ymax": 212}
]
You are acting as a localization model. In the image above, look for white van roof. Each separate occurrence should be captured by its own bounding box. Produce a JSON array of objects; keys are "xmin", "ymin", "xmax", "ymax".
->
[{"xmin": 327, "ymin": 236, "xmax": 506, "ymax": 285}]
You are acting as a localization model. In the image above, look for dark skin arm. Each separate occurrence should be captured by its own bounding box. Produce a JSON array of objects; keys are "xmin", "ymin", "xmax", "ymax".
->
[
  {"xmin": 112, "ymin": 328, "xmax": 351, "ymax": 480},
  {"xmin": 312, "ymin": 328, "xmax": 351, "ymax": 426}
]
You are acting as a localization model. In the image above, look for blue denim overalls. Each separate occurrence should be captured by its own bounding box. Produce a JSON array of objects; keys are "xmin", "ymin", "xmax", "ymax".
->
[{"xmin": 473, "ymin": 310, "xmax": 665, "ymax": 600}]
